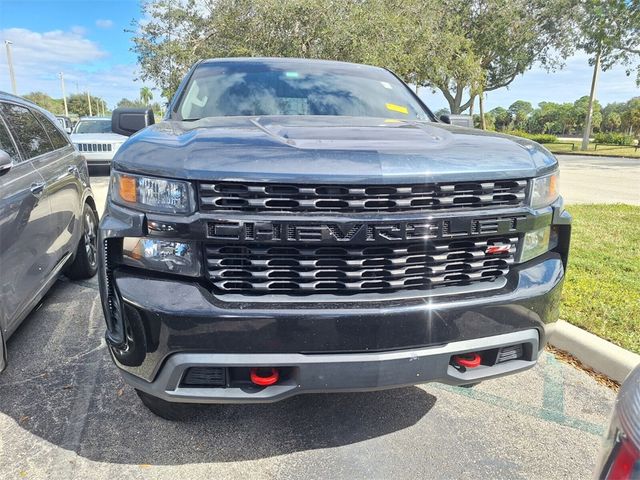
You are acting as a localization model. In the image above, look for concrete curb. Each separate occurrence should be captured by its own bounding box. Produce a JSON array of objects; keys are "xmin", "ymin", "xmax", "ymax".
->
[
  {"xmin": 551, "ymin": 151, "xmax": 639, "ymax": 160},
  {"xmin": 546, "ymin": 320, "xmax": 640, "ymax": 383}
]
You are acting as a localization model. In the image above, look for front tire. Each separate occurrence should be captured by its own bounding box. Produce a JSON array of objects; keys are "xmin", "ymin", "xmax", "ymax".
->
[
  {"xmin": 66, "ymin": 203, "xmax": 98, "ymax": 280},
  {"xmin": 135, "ymin": 389, "xmax": 188, "ymax": 421}
]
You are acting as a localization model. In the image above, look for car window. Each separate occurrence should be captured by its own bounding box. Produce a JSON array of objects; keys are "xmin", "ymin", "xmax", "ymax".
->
[
  {"xmin": 73, "ymin": 120, "xmax": 112, "ymax": 134},
  {"xmin": 0, "ymin": 117, "xmax": 20, "ymax": 163},
  {"xmin": 177, "ymin": 64, "xmax": 430, "ymax": 121},
  {"xmin": 33, "ymin": 110, "xmax": 70, "ymax": 150},
  {"xmin": 0, "ymin": 102, "xmax": 54, "ymax": 159}
]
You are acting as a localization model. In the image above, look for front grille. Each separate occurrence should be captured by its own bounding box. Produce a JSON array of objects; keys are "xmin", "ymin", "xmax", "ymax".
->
[
  {"xmin": 75, "ymin": 142, "xmax": 113, "ymax": 153},
  {"xmin": 199, "ymin": 180, "xmax": 527, "ymax": 213},
  {"xmin": 205, "ymin": 236, "xmax": 518, "ymax": 295}
]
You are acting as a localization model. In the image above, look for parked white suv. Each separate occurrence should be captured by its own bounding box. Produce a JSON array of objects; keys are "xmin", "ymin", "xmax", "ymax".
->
[{"xmin": 70, "ymin": 117, "xmax": 127, "ymax": 166}]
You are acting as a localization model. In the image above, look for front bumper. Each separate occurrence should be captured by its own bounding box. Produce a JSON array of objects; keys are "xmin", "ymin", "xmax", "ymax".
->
[
  {"xmin": 105, "ymin": 251, "xmax": 564, "ymax": 383},
  {"xmin": 98, "ymin": 195, "xmax": 571, "ymax": 402},
  {"xmin": 124, "ymin": 329, "xmax": 539, "ymax": 404},
  {"xmin": 80, "ymin": 153, "xmax": 114, "ymax": 166}
]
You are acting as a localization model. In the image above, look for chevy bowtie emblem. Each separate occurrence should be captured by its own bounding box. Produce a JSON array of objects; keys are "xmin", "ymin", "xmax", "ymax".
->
[{"xmin": 485, "ymin": 244, "xmax": 511, "ymax": 255}]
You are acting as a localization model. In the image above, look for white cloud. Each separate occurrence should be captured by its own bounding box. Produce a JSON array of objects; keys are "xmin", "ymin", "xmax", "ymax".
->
[
  {"xmin": 1, "ymin": 28, "xmax": 106, "ymax": 68},
  {"xmin": 0, "ymin": 28, "xmax": 146, "ymax": 108},
  {"xmin": 96, "ymin": 19, "xmax": 114, "ymax": 29}
]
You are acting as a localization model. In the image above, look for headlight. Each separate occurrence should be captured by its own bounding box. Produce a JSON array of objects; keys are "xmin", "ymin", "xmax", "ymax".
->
[
  {"xmin": 111, "ymin": 171, "xmax": 195, "ymax": 214},
  {"xmin": 122, "ymin": 238, "xmax": 201, "ymax": 276},
  {"xmin": 520, "ymin": 226, "xmax": 559, "ymax": 263},
  {"xmin": 530, "ymin": 171, "xmax": 560, "ymax": 209}
]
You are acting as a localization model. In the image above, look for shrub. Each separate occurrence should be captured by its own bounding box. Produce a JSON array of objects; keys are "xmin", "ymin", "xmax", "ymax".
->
[
  {"xmin": 593, "ymin": 132, "xmax": 634, "ymax": 146},
  {"xmin": 505, "ymin": 130, "xmax": 558, "ymax": 144}
]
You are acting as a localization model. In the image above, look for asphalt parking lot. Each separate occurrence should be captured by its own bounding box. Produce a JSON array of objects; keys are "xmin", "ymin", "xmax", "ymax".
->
[{"xmin": 0, "ymin": 164, "xmax": 622, "ymax": 480}]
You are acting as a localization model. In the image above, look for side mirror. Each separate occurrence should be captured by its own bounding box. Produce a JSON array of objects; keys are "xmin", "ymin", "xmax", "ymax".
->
[
  {"xmin": 65, "ymin": 127, "xmax": 72, "ymax": 134},
  {"xmin": 0, "ymin": 150, "xmax": 12, "ymax": 175},
  {"xmin": 439, "ymin": 114, "xmax": 451, "ymax": 124},
  {"xmin": 111, "ymin": 108, "xmax": 155, "ymax": 137}
]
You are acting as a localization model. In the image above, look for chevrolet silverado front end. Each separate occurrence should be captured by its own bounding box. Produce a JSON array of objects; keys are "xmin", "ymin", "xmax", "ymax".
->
[{"xmin": 98, "ymin": 58, "xmax": 571, "ymax": 419}]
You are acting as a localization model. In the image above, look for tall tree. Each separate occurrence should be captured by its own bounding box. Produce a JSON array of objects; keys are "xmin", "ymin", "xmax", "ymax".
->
[
  {"xmin": 67, "ymin": 93, "xmax": 106, "ymax": 116},
  {"xmin": 508, "ymin": 101, "xmax": 533, "ymax": 130},
  {"xmin": 131, "ymin": 0, "xmax": 487, "ymax": 104},
  {"xmin": 117, "ymin": 98, "xmax": 147, "ymax": 109},
  {"xmin": 622, "ymin": 97, "xmax": 640, "ymax": 135},
  {"xmin": 578, "ymin": 0, "xmax": 640, "ymax": 149},
  {"xmin": 140, "ymin": 86, "xmax": 153, "ymax": 105},
  {"xmin": 488, "ymin": 107, "xmax": 511, "ymax": 131},
  {"xmin": 131, "ymin": 0, "xmax": 579, "ymax": 112},
  {"xmin": 421, "ymin": 0, "xmax": 579, "ymax": 113},
  {"xmin": 23, "ymin": 92, "xmax": 64, "ymax": 115}
]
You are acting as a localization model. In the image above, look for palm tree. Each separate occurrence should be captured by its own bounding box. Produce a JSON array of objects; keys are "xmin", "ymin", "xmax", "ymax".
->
[{"xmin": 140, "ymin": 86, "xmax": 153, "ymax": 106}]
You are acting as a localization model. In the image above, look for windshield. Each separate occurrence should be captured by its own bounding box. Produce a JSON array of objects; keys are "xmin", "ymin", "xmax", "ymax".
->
[
  {"xmin": 175, "ymin": 62, "xmax": 431, "ymax": 121},
  {"xmin": 74, "ymin": 119, "xmax": 112, "ymax": 134}
]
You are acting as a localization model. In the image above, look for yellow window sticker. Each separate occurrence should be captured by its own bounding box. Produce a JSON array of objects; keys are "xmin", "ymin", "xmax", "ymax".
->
[{"xmin": 385, "ymin": 103, "xmax": 408, "ymax": 115}]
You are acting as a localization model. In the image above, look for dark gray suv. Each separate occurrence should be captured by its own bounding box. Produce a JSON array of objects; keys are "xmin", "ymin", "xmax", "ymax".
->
[{"xmin": 0, "ymin": 92, "xmax": 99, "ymax": 372}]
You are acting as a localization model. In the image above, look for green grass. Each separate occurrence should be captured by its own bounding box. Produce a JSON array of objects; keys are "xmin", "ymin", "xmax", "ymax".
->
[
  {"xmin": 560, "ymin": 204, "xmax": 640, "ymax": 353},
  {"xmin": 543, "ymin": 142, "xmax": 640, "ymax": 158}
]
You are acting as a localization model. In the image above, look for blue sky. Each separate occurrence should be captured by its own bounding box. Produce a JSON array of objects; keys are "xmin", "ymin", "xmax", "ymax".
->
[{"xmin": 0, "ymin": 0, "xmax": 638, "ymax": 111}]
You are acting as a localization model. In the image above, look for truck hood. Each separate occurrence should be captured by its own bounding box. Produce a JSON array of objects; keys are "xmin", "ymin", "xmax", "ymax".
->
[{"xmin": 112, "ymin": 116, "xmax": 557, "ymax": 184}]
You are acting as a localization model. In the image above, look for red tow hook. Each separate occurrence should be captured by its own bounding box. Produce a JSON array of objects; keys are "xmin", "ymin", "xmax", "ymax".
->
[
  {"xmin": 452, "ymin": 353, "xmax": 482, "ymax": 369},
  {"xmin": 250, "ymin": 367, "xmax": 280, "ymax": 386}
]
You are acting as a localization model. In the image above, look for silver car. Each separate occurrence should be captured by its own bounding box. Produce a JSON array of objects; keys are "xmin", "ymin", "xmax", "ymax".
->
[
  {"xmin": 0, "ymin": 92, "xmax": 98, "ymax": 372},
  {"xmin": 70, "ymin": 117, "xmax": 127, "ymax": 166}
]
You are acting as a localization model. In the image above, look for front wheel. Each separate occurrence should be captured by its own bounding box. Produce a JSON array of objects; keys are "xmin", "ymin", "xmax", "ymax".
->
[{"xmin": 65, "ymin": 203, "xmax": 98, "ymax": 280}]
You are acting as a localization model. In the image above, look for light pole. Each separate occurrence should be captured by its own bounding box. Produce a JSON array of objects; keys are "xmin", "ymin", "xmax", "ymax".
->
[
  {"xmin": 59, "ymin": 72, "xmax": 68, "ymax": 116},
  {"xmin": 4, "ymin": 40, "xmax": 17, "ymax": 95},
  {"xmin": 86, "ymin": 90, "xmax": 92, "ymax": 116}
]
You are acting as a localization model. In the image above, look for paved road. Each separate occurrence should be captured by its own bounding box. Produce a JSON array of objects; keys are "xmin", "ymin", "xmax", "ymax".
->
[
  {"xmin": 0, "ymin": 168, "xmax": 619, "ymax": 479},
  {"xmin": 557, "ymin": 155, "xmax": 639, "ymax": 205}
]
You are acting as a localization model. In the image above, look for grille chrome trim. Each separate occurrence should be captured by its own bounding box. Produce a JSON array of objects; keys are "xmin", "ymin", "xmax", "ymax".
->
[
  {"xmin": 75, "ymin": 142, "xmax": 114, "ymax": 153},
  {"xmin": 205, "ymin": 236, "xmax": 518, "ymax": 295},
  {"xmin": 199, "ymin": 180, "xmax": 528, "ymax": 213}
]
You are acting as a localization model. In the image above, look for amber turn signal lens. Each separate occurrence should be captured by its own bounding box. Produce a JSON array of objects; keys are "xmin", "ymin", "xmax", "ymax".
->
[
  {"xmin": 118, "ymin": 175, "xmax": 137, "ymax": 203},
  {"xmin": 549, "ymin": 174, "xmax": 558, "ymax": 198}
]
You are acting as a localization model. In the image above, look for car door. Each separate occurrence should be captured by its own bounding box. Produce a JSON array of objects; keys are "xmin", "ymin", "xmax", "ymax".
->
[
  {"xmin": 30, "ymin": 109, "xmax": 83, "ymax": 266},
  {"xmin": 0, "ymin": 106, "xmax": 52, "ymax": 336}
]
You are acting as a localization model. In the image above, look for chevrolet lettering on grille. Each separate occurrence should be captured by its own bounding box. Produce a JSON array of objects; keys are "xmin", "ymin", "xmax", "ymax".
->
[{"xmin": 207, "ymin": 215, "xmax": 526, "ymax": 243}]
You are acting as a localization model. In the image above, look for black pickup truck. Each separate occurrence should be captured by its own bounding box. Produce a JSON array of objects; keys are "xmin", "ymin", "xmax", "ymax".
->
[{"xmin": 98, "ymin": 58, "xmax": 571, "ymax": 419}]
